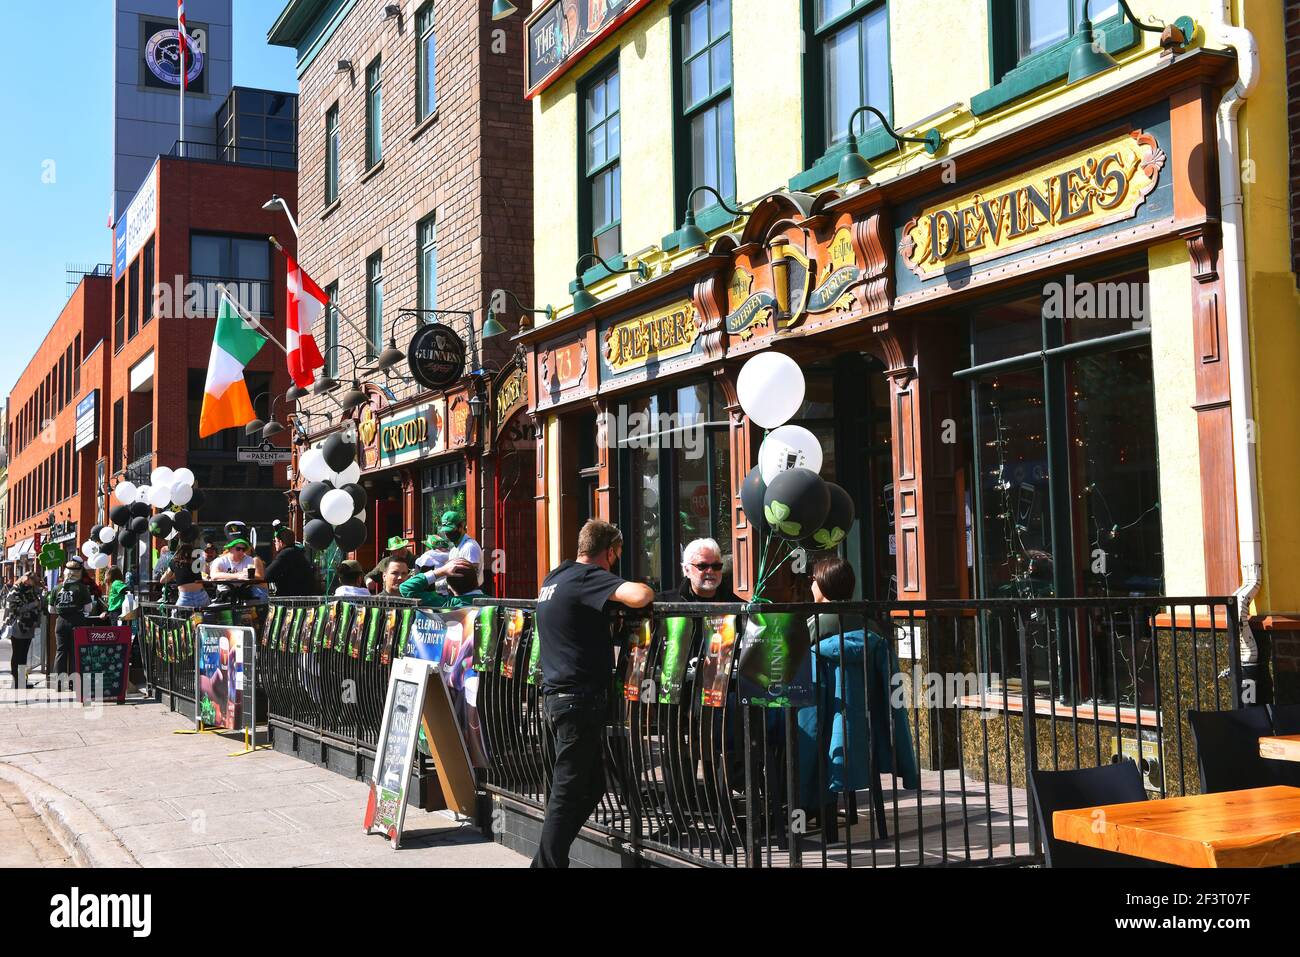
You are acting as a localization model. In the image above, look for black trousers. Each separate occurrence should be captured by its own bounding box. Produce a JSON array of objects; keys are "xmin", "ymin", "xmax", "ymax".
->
[
  {"xmin": 532, "ymin": 691, "xmax": 608, "ymax": 868},
  {"xmin": 8, "ymin": 637, "xmax": 32, "ymax": 687},
  {"xmin": 54, "ymin": 618, "xmax": 79, "ymax": 691}
]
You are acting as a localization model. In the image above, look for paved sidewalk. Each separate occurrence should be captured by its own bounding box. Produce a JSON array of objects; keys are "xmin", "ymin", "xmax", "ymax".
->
[
  {"xmin": 0, "ymin": 647, "xmax": 526, "ymax": 867},
  {"xmin": 0, "ymin": 779, "xmax": 73, "ymax": 868}
]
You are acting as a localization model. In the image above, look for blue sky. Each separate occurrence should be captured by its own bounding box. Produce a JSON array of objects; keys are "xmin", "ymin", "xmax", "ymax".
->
[{"xmin": 0, "ymin": 1, "xmax": 297, "ymax": 403}]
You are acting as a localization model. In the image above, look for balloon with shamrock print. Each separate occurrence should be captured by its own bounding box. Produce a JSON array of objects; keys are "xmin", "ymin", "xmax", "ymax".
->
[
  {"xmin": 802, "ymin": 482, "xmax": 856, "ymax": 551},
  {"xmin": 762, "ymin": 468, "xmax": 830, "ymax": 541}
]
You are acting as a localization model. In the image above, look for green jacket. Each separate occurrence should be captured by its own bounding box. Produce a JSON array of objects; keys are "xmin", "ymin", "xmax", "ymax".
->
[
  {"xmin": 106, "ymin": 580, "xmax": 129, "ymax": 614},
  {"xmin": 398, "ymin": 572, "xmax": 476, "ymax": 610}
]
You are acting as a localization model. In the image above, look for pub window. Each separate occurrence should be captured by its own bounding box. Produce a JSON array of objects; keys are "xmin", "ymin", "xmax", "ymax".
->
[
  {"xmin": 366, "ymin": 56, "xmax": 384, "ymax": 170},
  {"xmin": 422, "ymin": 460, "xmax": 467, "ymax": 544},
  {"xmin": 325, "ymin": 103, "xmax": 340, "ymax": 206},
  {"xmin": 990, "ymin": 0, "xmax": 1120, "ymax": 81},
  {"xmin": 804, "ymin": 0, "xmax": 890, "ymax": 160},
  {"xmin": 964, "ymin": 263, "xmax": 1162, "ymax": 704},
  {"xmin": 324, "ymin": 282, "xmax": 339, "ymax": 377},
  {"xmin": 142, "ymin": 239, "xmax": 155, "ymax": 326},
  {"xmin": 580, "ymin": 59, "xmax": 621, "ymax": 261},
  {"xmin": 366, "ymin": 252, "xmax": 384, "ymax": 361},
  {"xmin": 416, "ymin": 3, "xmax": 437, "ymax": 123},
  {"xmin": 675, "ymin": 0, "xmax": 735, "ymax": 215},
  {"xmin": 417, "ymin": 216, "xmax": 438, "ymax": 314}
]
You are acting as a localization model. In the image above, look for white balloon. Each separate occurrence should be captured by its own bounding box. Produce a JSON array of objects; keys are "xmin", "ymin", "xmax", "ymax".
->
[
  {"xmin": 99, "ymin": 526, "xmax": 116, "ymax": 544},
  {"xmin": 354, "ymin": 509, "xmax": 366, "ymax": 522},
  {"xmin": 336, "ymin": 461, "xmax": 362, "ymax": 486},
  {"xmin": 320, "ymin": 488, "xmax": 355, "ymax": 526},
  {"xmin": 300, "ymin": 448, "xmax": 331, "ymax": 483},
  {"xmin": 166, "ymin": 528, "xmax": 178, "ymax": 540},
  {"xmin": 150, "ymin": 467, "xmax": 175, "ymax": 489},
  {"xmin": 758, "ymin": 425, "xmax": 824, "ymax": 484},
  {"xmin": 135, "ymin": 484, "xmax": 153, "ymax": 504},
  {"xmin": 89, "ymin": 553, "xmax": 110, "ymax": 571},
  {"xmin": 149, "ymin": 484, "xmax": 173, "ymax": 509},
  {"xmin": 114, "ymin": 481, "xmax": 137, "ymax": 504},
  {"xmin": 171, "ymin": 482, "xmax": 193, "ymax": 506},
  {"xmin": 81, "ymin": 540, "xmax": 100, "ymax": 559},
  {"xmin": 736, "ymin": 351, "xmax": 806, "ymax": 429},
  {"xmin": 173, "ymin": 467, "xmax": 196, "ymax": 487}
]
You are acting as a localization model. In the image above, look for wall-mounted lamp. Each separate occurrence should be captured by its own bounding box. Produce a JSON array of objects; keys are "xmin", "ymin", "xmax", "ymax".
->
[
  {"xmin": 336, "ymin": 59, "xmax": 354, "ymax": 77},
  {"xmin": 483, "ymin": 289, "xmax": 554, "ymax": 338},
  {"xmin": 571, "ymin": 253, "xmax": 649, "ymax": 315},
  {"xmin": 491, "ymin": 0, "xmax": 518, "ymax": 19},
  {"xmin": 382, "ymin": 3, "xmax": 402, "ymax": 21},
  {"xmin": 675, "ymin": 184, "xmax": 749, "ymax": 251},
  {"xmin": 245, "ymin": 391, "xmax": 270, "ymax": 436},
  {"xmin": 1068, "ymin": 0, "xmax": 1194, "ymax": 84},
  {"xmin": 837, "ymin": 105, "xmax": 944, "ymax": 187}
]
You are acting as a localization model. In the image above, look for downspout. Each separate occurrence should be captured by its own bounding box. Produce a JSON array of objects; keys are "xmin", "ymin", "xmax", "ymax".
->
[{"xmin": 1208, "ymin": 1, "xmax": 1261, "ymax": 667}]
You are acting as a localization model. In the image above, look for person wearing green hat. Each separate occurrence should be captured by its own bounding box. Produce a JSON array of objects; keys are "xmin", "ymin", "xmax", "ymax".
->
[
  {"xmin": 366, "ymin": 535, "xmax": 415, "ymax": 589},
  {"xmin": 209, "ymin": 538, "xmax": 268, "ymax": 600},
  {"xmin": 426, "ymin": 510, "xmax": 483, "ymax": 588}
]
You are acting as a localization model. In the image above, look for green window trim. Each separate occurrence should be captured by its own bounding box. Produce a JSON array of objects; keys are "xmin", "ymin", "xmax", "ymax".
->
[
  {"xmin": 661, "ymin": 200, "xmax": 747, "ymax": 252},
  {"xmin": 787, "ymin": 123, "xmax": 896, "ymax": 193},
  {"xmin": 576, "ymin": 54, "xmax": 622, "ymax": 263},
  {"xmin": 972, "ymin": 11, "xmax": 1137, "ymax": 116},
  {"xmin": 568, "ymin": 253, "xmax": 627, "ymax": 295},
  {"xmin": 671, "ymin": 0, "xmax": 737, "ymax": 230}
]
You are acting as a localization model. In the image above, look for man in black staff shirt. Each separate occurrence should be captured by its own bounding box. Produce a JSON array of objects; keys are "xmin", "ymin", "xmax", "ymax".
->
[
  {"xmin": 532, "ymin": 520, "xmax": 654, "ymax": 868},
  {"xmin": 263, "ymin": 526, "xmax": 322, "ymax": 597}
]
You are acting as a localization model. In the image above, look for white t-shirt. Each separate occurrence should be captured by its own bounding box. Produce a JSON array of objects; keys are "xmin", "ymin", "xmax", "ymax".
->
[
  {"xmin": 212, "ymin": 554, "xmax": 255, "ymax": 577},
  {"xmin": 448, "ymin": 535, "xmax": 484, "ymax": 586},
  {"xmin": 334, "ymin": 585, "xmax": 371, "ymax": 597}
]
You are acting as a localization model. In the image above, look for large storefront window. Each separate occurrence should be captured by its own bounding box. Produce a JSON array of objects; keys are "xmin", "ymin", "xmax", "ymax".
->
[
  {"xmin": 616, "ymin": 381, "xmax": 730, "ymax": 593},
  {"xmin": 422, "ymin": 459, "xmax": 466, "ymax": 542}
]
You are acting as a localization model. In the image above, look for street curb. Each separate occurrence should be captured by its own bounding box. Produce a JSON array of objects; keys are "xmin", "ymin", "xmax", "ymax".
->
[{"xmin": 0, "ymin": 761, "xmax": 139, "ymax": 868}]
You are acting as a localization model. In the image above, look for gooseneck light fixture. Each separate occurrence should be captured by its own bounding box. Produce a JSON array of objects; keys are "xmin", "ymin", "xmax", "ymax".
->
[
  {"xmin": 836, "ymin": 105, "xmax": 944, "ymax": 187},
  {"xmin": 314, "ymin": 342, "xmax": 363, "ymax": 398},
  {"xmin": 675, "ymin": 185, "xmax": 750, "ymax": 251},
  {"xmin": 491, "ymin": 0, "xmax": 518, "ymax": 19},
  {"xmin": 483, "ymin": 289, "xmax": 555, "ymax": 339},
  {"xmin": 245, "ymin": 391, "xmax": 271, "ymax": 436},
  {"xmin": 261, "ymin": 394, "xmax": 288, "ymax": 441},
  {"xmin": 571, "ymin": 253, "xmax": 650, "ymax": 315},
  {"xmin": 1068, "ymin": 0, "xmax": 1194, "ymax": 85}
]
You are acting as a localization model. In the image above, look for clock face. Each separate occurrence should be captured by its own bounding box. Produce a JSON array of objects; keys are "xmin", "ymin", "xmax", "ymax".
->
[{"xmin": 144, "ymin": 29, "xmax": 204, "ymax": 87}]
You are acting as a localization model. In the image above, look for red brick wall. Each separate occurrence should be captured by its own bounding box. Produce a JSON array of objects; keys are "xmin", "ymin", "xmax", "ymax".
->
[{"xmin": 1288, "ymin": 0, "xmax": 1300, "ymax": 283}]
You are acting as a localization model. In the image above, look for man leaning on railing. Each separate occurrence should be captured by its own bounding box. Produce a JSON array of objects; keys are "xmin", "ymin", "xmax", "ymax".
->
[{"xmin": 531, "ymin": 520, "xmax": 654, "ymax": 868}]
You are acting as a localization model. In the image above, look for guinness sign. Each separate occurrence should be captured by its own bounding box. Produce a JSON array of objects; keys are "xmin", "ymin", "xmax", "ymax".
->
[{"xmin": 408, "ymin": 323, "xmax": 466, "ymax": 390}]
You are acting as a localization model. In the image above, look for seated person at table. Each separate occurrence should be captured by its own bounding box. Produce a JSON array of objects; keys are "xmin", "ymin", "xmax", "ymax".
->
[
  {"xmin": 656, "ymin": 538, "xmax": 738, "ymax": 604},
  {"xmin": 400, "ymin": 560, "xmax": 483, "ymax": 609},
  {"xmin": 333, "ymin": 560, "xmax": 371, "ymax": 597},
  {"xmin": 208, "ymin": 538, "xmax": 268, "ymax": 600}
]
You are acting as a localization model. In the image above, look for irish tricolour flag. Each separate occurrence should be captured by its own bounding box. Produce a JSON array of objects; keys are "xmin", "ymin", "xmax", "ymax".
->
[{"xmin": 199, "ymin": 294, "xmax": 268, "ymax": 438}]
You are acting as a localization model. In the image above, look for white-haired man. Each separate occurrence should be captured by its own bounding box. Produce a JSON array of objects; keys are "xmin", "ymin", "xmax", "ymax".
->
[{"xmin": 656, "ymin": 538, "xmax": 737, "ymax": 603}]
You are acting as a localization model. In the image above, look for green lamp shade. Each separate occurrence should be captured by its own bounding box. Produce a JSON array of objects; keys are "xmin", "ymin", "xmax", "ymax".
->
[
  {"xmin": 1067, "ymin": 30, "xmax": 1120, "ymax": 84},
  {"xmin": 572, "ymin": 284, "xmax": 600, "ymax": 314},
  {"xmin": 491, "ymin": 0, "xmax": 517, "ymax": 19},
  {"xmin": 836, "ymin": 143, "xmax": 874, "ymax": 187},
  {"xmin": 677, "ymin": 209, "xmax": 709, "ymax": 250},
  {"xmin": 482, "ymin": 312, "xmax": 508, "ymax": 338}
]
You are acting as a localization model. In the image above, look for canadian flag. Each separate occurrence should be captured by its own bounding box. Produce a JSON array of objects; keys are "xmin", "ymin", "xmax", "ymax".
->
[{"xmin": 284, "ymin": 254, "xmax": 328, "ymax": 389}]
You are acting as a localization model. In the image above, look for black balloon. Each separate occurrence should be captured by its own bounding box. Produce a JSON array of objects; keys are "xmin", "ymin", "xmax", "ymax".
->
[
  {"xmin": 98, "ymin": 537, "xmax": 118, "ymax": 558},
  {"xmin": 341, "ymin": 483, "xmax": 367, "ymax": 514},
  {"xmin": 172, "ymin": 510, "xmax": 193, "ymax": 531},
  {"xmin": 179, "ymin": 525, "xmax": 200, "ymax": 544},
  {"xmin": 803, "ymin": 482, "xmax": 856, "ymax": 551},
  {"xmin": 90, "ymin": 524, "xmax": 104, "ymax": 543},
  {"xmin": 333, "ymin": 517, "xmax": 367, "ymax": 552},
  {"xmin": 130, "ymin": 516, "xmax": 150, "ymax": 535},
  {"xmin": 118, "ymin": 530, "xmax": 138, "ymax": 550},
  {"xmin": 299, "ymin": 481, "xmax": 332, "ymax": 517},
  {"xmin": 762, "ymin": 468, "xmax": 831, "ymax": 541},
  {"xmin": 304, "ymin": 519, "xmax": 335, "ymax": 550},
  {"xmin": 149, "ymin": 514, "xmax": 173, "ymax": 539},
  {"xmin": 188, "ymin": 488, "xmax": 206, "ymax": 512},
  {"xmin": 130, "ymin": 501, "xmax": 151, "ymax": 519},
  {"xmin": 740, "ymin": 466, "xmax": 767, "ymax": 534},
  {"xmin": 110, "ymin": 504, "xmax": 132, "ymax": 526},
  {"xmin": 321, "ymin": 432, "xmax": 357, "ymax": 474}
]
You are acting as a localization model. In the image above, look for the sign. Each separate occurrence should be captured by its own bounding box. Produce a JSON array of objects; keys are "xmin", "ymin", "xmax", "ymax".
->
[
  {"xmin": 448, "ymin": 394, "xmax": 472, "ymax": 448},
  {"xmin": 538, "ymin": 336, "xmax": 588, "ymax": 405},
  {"xmin": 196, "ymin": 624, "xmax": 245, "ymax": 730},
  {"xmin": 115, "ymin": 169, "xmax": 158, "ymax": 279},
  {"xmin": 602, "ymin": 300, "xmax": 701, "ymax": 372},
  {"xmin": 365, "ymin": 658, "xmax": 431, "ymax": 848},
  {"xmin": 357, "ymin": 401, "xmax": 382, "ymax": 471},
  {"xmin": 378, "ymin": 401, "xmax": 445, "ymax": 468},
  {"xmin": 900, "ymin": 129, "xmax": 1166, "ymax": 279},
  {"xmin": 526, "ymin": 0, "xmax": 650, "ymax": 97},
  {"xmin": 237, "ymin": 442, "xmax": 292, "ymax": 465},
  {"xmin": 725, "ymin": 245, "xmax": 812, "ymax": 339},
  {"xmin": 407, "ymin": 323, "xmax": 466, "ymax": 390},
  {"xmin": 75, "ymin": 391, "xmax": 98, "ymax": 452},
  {"xmin": 141, "ymin": 18, "xmax": 207, "ymax": 93},
  {"xmin": 493, "ymin": 366, "xmax": 528, "ymax": 437},
  {"xmin": 73, "ymin": 626, "xmax": 133, "ymax": 705}
]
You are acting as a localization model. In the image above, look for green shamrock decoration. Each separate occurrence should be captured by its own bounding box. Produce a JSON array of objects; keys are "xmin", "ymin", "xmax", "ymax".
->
[
  {"xmin": 763, "ymin": 500, "xmax": 802, "ymax": 537},
  {"xmin": 813, "ymin": 527, "xmax": 846, "ymax": 548}
]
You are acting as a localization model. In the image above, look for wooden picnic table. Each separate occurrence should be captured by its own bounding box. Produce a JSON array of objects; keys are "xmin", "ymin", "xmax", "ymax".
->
[
  {"xmin": 1260, "ymin": 735, "xmax": 1300, "ymax": 763},
  {"xmin": 1053, "ymin": 785, "xmax": 1300, "ymax": 867}
]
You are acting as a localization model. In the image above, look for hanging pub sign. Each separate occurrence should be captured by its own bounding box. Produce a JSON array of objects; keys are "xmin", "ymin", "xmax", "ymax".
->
[
  {"xmin": 526, "ymin": 0, "xmax": 651, "ymax": 98},
  {"xmin": 900, "ymin": 129, "xmax": 1166, "ymax": 279},
  {"xmin": 493, "ymin": 366, "xmax": 528, "ymax": 438},
  {"xmin": 357, "ymin": 399, "xmax": 383, "ymax": 471},
  {"xmin": 407, "ymin": 323, "xmax": 466, "ymax": 390},
  {"xmin": 601, "ymin": 300, "xmax": 700, "ymax": 374},
  {"xmin": 378, "ymin": 401, "xmax": 446, "ymax": 468}
]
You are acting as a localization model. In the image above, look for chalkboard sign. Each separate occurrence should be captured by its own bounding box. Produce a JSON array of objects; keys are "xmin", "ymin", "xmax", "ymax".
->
[
  {"xmin": 364, "ymin": 657, "xmax": 435, "ymax": 848},
  {"xmin": 73, "ymin": 627, "xmax": 133, "ymax": 704}
]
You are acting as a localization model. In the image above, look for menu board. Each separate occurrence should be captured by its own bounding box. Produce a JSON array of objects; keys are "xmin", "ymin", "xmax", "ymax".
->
[
  {"xmin": 73, "ymin": 626, "xmax": 133, "ymax": 704},
  {"xmin": 364, "ymin": 658, "xmax": 433, "ymax": 849}
]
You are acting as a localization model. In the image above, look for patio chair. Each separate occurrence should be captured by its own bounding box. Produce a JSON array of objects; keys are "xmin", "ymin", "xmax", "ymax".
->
[
  {"xmin": 1270, "ymin": 703, "xmax": 1300, "ymax": 736},
  {"xmin": 1187, "ymin": 707, "xmax": 1279, "ymax": 793},
  {"xmin": 1030, "ymin": 759, "xmax": 1162, "ymax": 868}
]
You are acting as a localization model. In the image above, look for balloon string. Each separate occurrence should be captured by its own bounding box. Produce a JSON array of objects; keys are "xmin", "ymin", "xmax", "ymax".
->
[{"xmin": 754, "ymin": 540, "xmax": 797, "ymax": 599}]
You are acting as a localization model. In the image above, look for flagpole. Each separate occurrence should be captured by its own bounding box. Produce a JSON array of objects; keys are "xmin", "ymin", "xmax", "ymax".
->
[
  {"xmin": 178, "ymin": 2, "xmax": 186, "ymax": 158},
  {"xmin": 268, "ymin": 235, "xmax": 381, "ymax": 357},
  {"xmin": 216, "ymin": 285, "xmax": 287, "ymax": 354}
]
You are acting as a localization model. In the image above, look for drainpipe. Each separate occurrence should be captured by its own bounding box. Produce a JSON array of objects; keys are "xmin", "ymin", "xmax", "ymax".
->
[{"xmin": 1208, "ymin": 1, "xmax": 1261, "ymax": 669}]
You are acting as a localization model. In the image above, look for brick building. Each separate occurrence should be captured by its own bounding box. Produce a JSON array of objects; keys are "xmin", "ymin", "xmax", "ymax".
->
[{"xmin": 269, "ymin": 0, "xmax": 535, "ymax": 592}]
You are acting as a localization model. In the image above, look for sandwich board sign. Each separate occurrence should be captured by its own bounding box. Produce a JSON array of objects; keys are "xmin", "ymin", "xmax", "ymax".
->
[
  {"xmin": 72, "ymin": 626, "xmax": 133, "ymax": 704},
  {"xmin": 365, "ymin": 657, "xmax": 434, "ymax": 848}
]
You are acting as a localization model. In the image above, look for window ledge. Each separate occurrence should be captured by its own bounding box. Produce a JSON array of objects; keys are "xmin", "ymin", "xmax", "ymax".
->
[
  {"xmin": 788, "ymin": 125, "xmax": 899, "ymax": 193},
  {"xmin": 409, "ymin": 111, "xmax": 439, "ymax": 141},
  {"xmin": 319, "ymin": 199, "xmax": 342, "ymax": 222},
  {"xmin": 971, "ymin": 15, "xmax": 1138, "ymax": 117},
  {"xmin": 956, "ymin": 691, "xmax": 1161, "ymax": 728},
  {"xmin": 661, "ymin": 200, "xmax": 745, "ymax": 253},
  {"xmin": 360, "ymin": 159, "xmax": 386, "ymax": 185}
]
